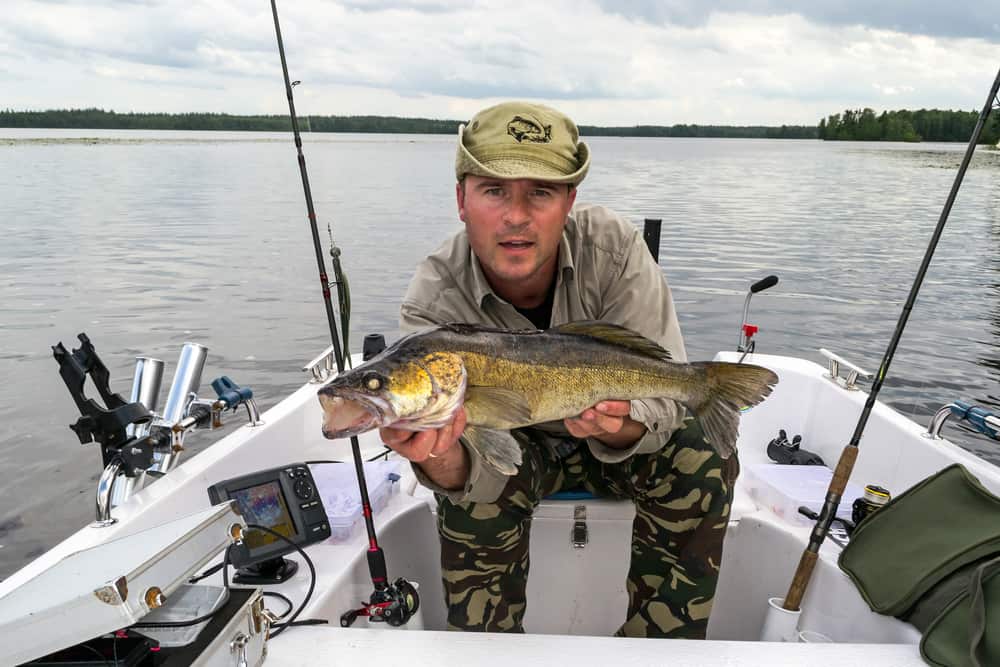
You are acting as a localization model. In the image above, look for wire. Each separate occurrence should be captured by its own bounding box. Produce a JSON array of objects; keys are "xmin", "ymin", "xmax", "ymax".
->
[
  {"xmin": 262, "ymin": 591, "xmax": 294, "ymax": 618},
  {"xmin": 188, "ymin": 561, "xmax": 225, "ymax": 584},
  {"xmin": 246, "ymin": 523, "xmax": 321, "ymax": 638},
  {"xmin": 304, "ymin": 459, "xmax": 341, "ymax": 465}
]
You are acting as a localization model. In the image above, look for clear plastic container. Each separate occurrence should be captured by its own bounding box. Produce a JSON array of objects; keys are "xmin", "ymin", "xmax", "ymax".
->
[
  {"xmin": 138, "ymin": 584, "xmax": 227, "ymax": 647},
  {"xmin": 310, "ymin": 461, "xmax": 403, "ymax": 543},
  {"xmin": 742, "ymin": 463, "xmax": 861, "ymax": 527}
]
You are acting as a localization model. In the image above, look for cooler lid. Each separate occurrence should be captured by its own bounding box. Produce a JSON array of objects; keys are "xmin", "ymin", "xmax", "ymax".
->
[{"xmin": 0, "ymin": 502, "xmax": 243, "ymax": 665}]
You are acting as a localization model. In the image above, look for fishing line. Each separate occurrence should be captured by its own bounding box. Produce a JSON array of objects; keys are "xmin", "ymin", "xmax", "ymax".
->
[{"xmin": 270, "ymin": 0, "xmax": 414, "ymax": 622}]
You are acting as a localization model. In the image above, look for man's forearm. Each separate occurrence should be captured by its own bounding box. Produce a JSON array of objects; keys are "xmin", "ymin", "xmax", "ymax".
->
[{"xmin": 416, "ymin": 441, "xmax": 470, "ymax": 490}]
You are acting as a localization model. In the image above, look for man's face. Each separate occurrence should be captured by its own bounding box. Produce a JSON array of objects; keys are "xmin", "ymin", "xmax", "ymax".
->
[{"xmin": 457, "ymin": 174, "xmax": 577, "ymax": 299}]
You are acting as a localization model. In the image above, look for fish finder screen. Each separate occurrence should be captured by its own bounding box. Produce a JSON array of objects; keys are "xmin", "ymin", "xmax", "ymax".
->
[{"xmin": 231, "ymin": 481, "xmax": 297, "ymax": 549}]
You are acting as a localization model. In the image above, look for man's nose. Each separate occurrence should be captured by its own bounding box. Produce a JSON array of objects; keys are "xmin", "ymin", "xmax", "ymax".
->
[{"xmin": 502, "ymin": 193, "xmax": 531, "ymax": 226}]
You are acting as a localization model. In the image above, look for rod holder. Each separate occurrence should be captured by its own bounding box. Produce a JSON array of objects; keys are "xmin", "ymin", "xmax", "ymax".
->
[
  {"xmin": 149, "ymin": 343, "xmax": 208, "ymax": 475},
  {"xmin": 126, "ymin": 357, "xmax": 163, "ymax": 438}
]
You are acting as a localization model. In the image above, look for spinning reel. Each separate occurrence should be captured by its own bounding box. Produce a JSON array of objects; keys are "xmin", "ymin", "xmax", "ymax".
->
[{"xmin": 340, "ymin": 577, "xmax": 420, "ymax": 627}]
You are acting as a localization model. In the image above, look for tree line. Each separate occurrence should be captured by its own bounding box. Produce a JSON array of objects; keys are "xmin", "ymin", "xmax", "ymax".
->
[
  {"xmin": 0, "ymin": 108, "xmax": 817, "ymax": 138},
  {"xmin": 819, "ymin": 108, "xmax": 1000, "ymax": 144},
  {"xmin": 4, "ymin": 108, "xmax": 997, "ymax": 143}
]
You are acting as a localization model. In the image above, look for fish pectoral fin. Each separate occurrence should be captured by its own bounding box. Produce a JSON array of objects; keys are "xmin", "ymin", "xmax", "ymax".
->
[
  {"xmin": 552, "ymin": 321, "xmax": 673, "ymax": 361},
  {"xmin": 463, "ymin": 386, "xmax": 533, "ymax": 428},
  {"xmin": 462, "ymin": 426, "xmax": 522, "ymax": 476}
]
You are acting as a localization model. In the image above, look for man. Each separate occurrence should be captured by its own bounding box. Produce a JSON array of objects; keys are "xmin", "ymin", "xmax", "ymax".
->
[{"xmin": 379, "ymin": 101, "xmax": 736, "ymax": 638}]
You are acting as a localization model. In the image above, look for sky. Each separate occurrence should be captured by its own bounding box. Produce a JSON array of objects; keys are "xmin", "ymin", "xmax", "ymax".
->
[{"xmin": 1, "ymin": 0, "xmax": 998, "ymax": 126}]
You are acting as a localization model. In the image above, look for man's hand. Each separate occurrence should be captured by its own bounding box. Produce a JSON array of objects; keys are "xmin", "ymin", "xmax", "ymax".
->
[
  {"xmin": 564, "ymin": 400, "xmax": 647, "ymax": 449},
  {"xmin": 379, "ymin": 406, "xmax": 469, "ymax": 490}
]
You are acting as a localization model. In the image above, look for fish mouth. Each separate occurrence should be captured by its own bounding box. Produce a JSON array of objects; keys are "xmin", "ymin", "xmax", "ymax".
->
[{"xmin": 318, "ymin": 390, "xmax": 395, "ymax": 439}]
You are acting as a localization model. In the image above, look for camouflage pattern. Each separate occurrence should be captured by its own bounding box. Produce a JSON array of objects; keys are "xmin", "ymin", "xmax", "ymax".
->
[{"xmin": 435, "ymin": 416, "xmax": 738, "ymax": 637}]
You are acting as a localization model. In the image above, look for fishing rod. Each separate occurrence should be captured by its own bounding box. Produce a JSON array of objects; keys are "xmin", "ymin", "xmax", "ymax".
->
[
  {"xmin": 269, "ymin": 0, "xmax": 419, "ymax": 627},
  {"xmin": 782, "ymin": 67, "xmax": 1000, "ymax": 613}
]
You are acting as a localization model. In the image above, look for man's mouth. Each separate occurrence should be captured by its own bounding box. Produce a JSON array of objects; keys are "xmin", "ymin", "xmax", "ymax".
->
[{"xmin": 499, "ymin": 240, "xmax": 534, "ymax": 250}]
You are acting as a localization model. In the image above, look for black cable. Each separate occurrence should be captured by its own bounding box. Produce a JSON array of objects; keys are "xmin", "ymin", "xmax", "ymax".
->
[
  {"xmin": 246, "ymin": 523, "xmax": 319, "ymax": 638},
  {"xmin": 366, "ymin": 448, "xmax": 392, "ymax": 462},
  {"xmin": 188, "ymin": 561, "xmax": 225, "ymax": 584},
  {"xmin": 262, "ymin": 591, "xmax": 294, "ymax": 618}
]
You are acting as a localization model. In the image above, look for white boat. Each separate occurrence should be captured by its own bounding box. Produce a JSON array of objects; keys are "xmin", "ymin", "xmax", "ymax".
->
[{"xmin": 2, "ymin": 328, "xmax": 998, "ymax": 665}]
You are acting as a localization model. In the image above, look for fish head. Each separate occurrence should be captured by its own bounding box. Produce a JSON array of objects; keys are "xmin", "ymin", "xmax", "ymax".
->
[{"xmin": 317, "ymin": 350, "xmax": 467, "ymax": 439}]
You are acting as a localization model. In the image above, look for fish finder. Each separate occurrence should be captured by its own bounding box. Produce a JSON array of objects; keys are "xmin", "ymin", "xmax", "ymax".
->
[{"xmin": 208, "ymin": 463, "xmax": 330, "ymax": 584}]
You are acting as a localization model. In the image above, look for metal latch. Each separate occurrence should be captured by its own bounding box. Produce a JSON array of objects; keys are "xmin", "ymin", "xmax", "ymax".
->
[
  {"xmin": 819, "ymin": 348, "xmax": 872, "ymax": 391},
  {"xmin": 230, "ymin": 632, "xmax": 249, "ymax": 667},
  {"xmin": 572, "ymin": 504, "xmax": 588, "ymax": 548}
]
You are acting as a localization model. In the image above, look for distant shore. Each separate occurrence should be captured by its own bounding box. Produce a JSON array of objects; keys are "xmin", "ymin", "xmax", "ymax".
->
[
  {"xmin": 2, "ymin": 108, "xmax": 997, "ymax": 143},
  {"xmin": 0, "ymin": 109, "xmax": 816, "ymax": 139}
]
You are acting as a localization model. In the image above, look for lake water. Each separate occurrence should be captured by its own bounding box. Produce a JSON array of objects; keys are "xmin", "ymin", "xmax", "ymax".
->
[{"xmin": 1, "ymin": 129, "xmax": 999, "ymax": 580}]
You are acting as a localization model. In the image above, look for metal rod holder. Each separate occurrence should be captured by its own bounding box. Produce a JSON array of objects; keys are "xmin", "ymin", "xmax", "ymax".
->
[
  {"xmin": 92, "ymin": 459, "xmax": 124, "ymax": 527},
  {"xmin": 150, "ymin": 343, "xmax": 209, "ymax": 475}
]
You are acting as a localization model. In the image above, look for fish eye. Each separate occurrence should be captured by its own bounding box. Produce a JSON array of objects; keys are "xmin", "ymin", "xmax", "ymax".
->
[{"xmin": 364, "ymin": 374, "xmax": 383, "ymax": 391}]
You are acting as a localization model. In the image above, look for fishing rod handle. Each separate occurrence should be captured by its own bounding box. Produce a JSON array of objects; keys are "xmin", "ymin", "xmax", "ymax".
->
[
  {"xmin": 782, "ymin": 445, "xmax": 858, "ymax": 611},
  {"xmin": 783, "ymin": 550, "xmax": 817, "ymax": 611}
]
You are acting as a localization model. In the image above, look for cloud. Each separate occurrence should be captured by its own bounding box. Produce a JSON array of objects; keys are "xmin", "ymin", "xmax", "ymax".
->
[
  {"xmin": 0, "ymin": 0, "xmax": 996, "ymax": 124},
  {"xmin": 596, "ymin": 0, "xmax": 1000, "ymax": 42}
]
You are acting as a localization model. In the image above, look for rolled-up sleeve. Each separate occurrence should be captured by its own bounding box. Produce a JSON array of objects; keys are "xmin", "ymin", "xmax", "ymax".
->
[
  {"xmin": 585, "ymin": 226, "xmax": 687, "ymax": 463},
  {"xmin": 409, "ymin": 438, "xmax": 509, "ymax": 504}
]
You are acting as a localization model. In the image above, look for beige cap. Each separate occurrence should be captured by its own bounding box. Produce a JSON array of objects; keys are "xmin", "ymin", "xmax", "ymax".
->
[{"xmin": 455, "ymin": 101, "xmax": 590, "ymax": 185}]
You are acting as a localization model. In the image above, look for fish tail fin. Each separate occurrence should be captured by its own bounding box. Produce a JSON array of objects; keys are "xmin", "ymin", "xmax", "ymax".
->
[{"xmin": 687, "ymin": 362, "xmax": 779, "ymax": 459}]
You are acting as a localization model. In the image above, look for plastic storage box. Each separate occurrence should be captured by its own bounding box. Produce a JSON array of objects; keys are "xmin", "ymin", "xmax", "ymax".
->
[
  {"xmin": 310, "ymin": 460, "xmax": 403, "ymax": 542},
  {"xmin": 742, "ymin": 463, "xmax": 862, "ymax": 527}
]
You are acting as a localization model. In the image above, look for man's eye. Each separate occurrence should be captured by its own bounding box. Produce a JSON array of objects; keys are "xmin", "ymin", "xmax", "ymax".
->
[
  {"xmin": 484, "ymin": 187, "xmax": 504, "ymax": 197},
  {"xmin": 532, "ymin": 189, "xmax": 553, "ymax": 198}
]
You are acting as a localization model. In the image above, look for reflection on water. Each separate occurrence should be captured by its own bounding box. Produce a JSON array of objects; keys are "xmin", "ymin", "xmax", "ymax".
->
[{"xmin": 0, "ymin": 129, "xmax": 998, "ymax": 579}]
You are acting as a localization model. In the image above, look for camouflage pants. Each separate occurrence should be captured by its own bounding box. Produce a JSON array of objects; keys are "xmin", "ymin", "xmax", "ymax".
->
[{"xmin": 435, "ymin": 417, "xmax": 738, "ymax": 637}]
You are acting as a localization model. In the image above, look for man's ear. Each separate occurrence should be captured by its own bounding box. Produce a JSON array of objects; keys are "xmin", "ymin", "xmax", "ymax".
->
[
  {"xmin": 456, "ymin": 181, "xmax": 466, "ymax": 222},
  {"xmin": 567, "ymin": 185, "xmax": 577, "ymax": 208}
]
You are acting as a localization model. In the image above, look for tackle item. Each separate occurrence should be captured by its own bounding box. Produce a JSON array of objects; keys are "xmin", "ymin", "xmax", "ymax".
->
[
  {"xmin": 766, "ymin": 429, "xmax": 825, "ymax": 466},
  {"xmin": 840, "ymin": 465, "xmax": 1000, "ymax": 615},
  {"xmin": 851, "ymin": 484, "xmax": 891, "ymax": 527},
  {"xmin": 840, "ymin": 465, "xmax": 1000, "ymax": 667}
]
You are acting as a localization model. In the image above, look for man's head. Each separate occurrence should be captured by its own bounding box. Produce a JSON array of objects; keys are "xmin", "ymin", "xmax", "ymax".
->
[{"xmin": 455, "ymin": 102, "xmax": 588, "ymax": 307}]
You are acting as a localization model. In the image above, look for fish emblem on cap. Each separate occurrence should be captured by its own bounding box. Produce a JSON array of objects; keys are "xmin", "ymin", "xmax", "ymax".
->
[{"xmin": 507, "ymin": 115, "xmax": 552, "ymax": 143}]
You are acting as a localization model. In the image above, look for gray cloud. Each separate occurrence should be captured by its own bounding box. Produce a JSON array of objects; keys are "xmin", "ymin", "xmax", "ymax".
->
[{"xmin": 597, "ymin": 0, "xmax": 1000, "ymax": 42}]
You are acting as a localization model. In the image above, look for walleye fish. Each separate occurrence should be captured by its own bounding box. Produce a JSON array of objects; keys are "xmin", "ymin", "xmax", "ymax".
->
[{"xmin": 318, "ymin": 321, "xmax": 778, "ymax": 474}]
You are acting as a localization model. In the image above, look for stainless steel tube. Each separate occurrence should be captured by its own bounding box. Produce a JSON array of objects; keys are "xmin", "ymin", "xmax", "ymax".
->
[
  {"xmin": 150, "ymin": 343, "xmax": 209, "ymax": 476},
  {"xmin": 126, "ymin": 356, "xmax": 164, "ymax": 438},
  {"xmin": 161, "ymin": 343, "xmax": 208, "ymax": 426}
]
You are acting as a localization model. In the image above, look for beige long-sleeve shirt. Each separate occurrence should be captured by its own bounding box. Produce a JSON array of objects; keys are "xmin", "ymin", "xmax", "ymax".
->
[{"xmin": 400, "ymin": 203, "xmax": 687, "ymax": 503}]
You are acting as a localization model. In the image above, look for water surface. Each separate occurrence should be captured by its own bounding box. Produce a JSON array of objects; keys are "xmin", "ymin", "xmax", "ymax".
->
[{"xmin": 1, "ymin": 129, "xmax": 998, "ymax": 580}]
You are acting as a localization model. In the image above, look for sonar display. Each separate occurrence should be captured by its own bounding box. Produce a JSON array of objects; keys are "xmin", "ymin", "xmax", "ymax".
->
[{"xmin": 232, "ymin": 480, "xmax": 296, "ymax": 549}]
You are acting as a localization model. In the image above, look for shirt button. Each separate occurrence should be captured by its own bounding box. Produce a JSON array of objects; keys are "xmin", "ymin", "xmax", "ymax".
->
[{"xmin": 652, "ymin": 421, "xmax": 659, "ymax": 430}]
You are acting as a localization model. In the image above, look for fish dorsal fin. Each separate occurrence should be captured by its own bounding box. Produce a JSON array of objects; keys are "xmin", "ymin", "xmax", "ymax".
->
[
  {"xmin": 464, "ymin": 386, "xmax": 534, "ymax": 429},
  {"xmin": 552, "ymin": 321, "xmax": 673, "ymax": 362}
]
